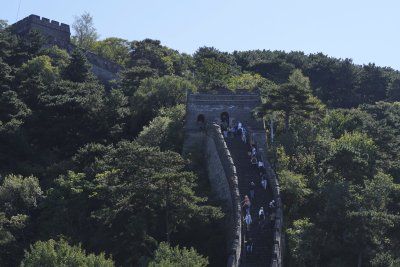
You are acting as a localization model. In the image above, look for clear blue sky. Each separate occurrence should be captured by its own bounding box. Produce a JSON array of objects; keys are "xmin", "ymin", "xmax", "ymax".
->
[{"xmin": 2, "ymin": 0, "xmax": 399, "ymax": 70}]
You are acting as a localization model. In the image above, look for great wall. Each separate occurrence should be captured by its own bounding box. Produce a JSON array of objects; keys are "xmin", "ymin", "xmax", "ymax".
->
[
  {"xmin": 11, "ymin": 14, "xmax": 121, "ymax": 84},
  {"xmin": 11, "ymin": 15, "xmax": 284, "ymax": 267},
  {"xmin": 183, "ymin": 91, "xmax": 283, "ymax": 267}
]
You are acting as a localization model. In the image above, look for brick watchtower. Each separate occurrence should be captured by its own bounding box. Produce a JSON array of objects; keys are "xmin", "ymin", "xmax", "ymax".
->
[{"xmin": 11, "ymin": 14, "xmax": 70, "ymax": 47}]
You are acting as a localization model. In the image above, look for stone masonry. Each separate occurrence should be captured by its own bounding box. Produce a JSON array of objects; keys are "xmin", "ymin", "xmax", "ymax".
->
[
  {"xmin": 11, "ymin": 14, "xmax": 121, "ymax": 84},
  {"xmin": 183, "ymin": 90, "xmax": 283, "ymax": 267}
]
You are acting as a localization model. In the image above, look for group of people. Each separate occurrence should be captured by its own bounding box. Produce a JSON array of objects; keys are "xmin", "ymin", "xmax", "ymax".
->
[
  {"xmin": 241, "ymin": 143, "xmax": 276, "ymax": 256},
  {"xmin": 221, "ymin": 121, "xmax": 247, "ymax": 142},
  {"xmin": 250, "ymin": 144, "xmax": 265, "ymax": 172},
  {"xmin": 222, "ymin": 118, "xmax": 276, "ymax": 256}
]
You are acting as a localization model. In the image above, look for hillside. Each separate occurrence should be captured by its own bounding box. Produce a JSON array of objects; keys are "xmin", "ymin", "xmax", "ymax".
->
[{"xmin": 1, "ymin": 18, "xmax": 400, "ymax": 267}]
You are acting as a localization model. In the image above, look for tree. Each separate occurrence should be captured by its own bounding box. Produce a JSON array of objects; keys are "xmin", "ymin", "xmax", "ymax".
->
[
  {"xmin": 262, "ymin": 69, "xmax": 318, "ymax": 132},
  {"xmin": 92, "ymin": 37, "xmax": 130, "ymax": 66},
  {"xmin": 195, "ymin": 57, "xmax": 231, "ymax": 90},
  {"xmin": 328, "ymin": 131, "xmax": 377, "ymax": 183},
  {"xmin": 0, "ymin": 19, "xmax": 7, "ymax": 30},
  {"xmin": 0, "ymin": 174, "xmax": 43, "ymax": 217},
  {"xmin": 20, "ymin": 239, "xmax": 115, "ymax": 267},
  {"xmin": 120, "ymin": 39, "xmax": 193, "ymax": 95},
  {"xmin": 360, "ymin": 102, "xmax": 400, "ymax": 179},
  {"xmin": 62, "ymin": 49, "xmax": 91, "ymax": 82},
  {"xmin": 40, "ymin": 45, "xmax": 70, "ymax": 70},
  {"xmin": 278, "ymin": 170, "xmax": 311, "ymax": 219},
  {"xmin": 286, "ymin": 218, "xmax": 322, "ymax": 267},
  {"xmin": 0, "ymin": 26, "xmax": 18, "ymax": 64},
  {"xmin": 37, "ymin": 171, "xmax": 92, "ymax": 243},
  {"xmin": 136, "ymin": 105, "xmax": 185, "ymax": 152},
  {"xmin": 148, "ymin": 242, "xmax": 208, "ymax": 267},
  {"xmin": 17, "ymin": 55, "xmax": 58, "ymax": 84},
  {"xmin": 323, "ymin": 108, "xmax": 372, "ymax": 139},
  {"xmin": 194, "ymin": 46, "xmax": 239, "ymax": 73},
  {"xmin": 0, "ymin": 175, "xmax": 43, "ymax": 266},
  {"xmin": 193, "ymin": 46, "xmax": 240, "ymax": 90},
  {"xmin": 32, "ymin": 80, "xmax": 105, "ymax": 155},
  {"xmin": 357, "ymin": 63, "xmax": 389, "ymax": 104},
  {"xmin": 387, "ymin": 78, "xmax": 400, "ymax": 101},
  {"xmin": 88, "ymin": 141, "xmax": 221, "ymax": 265},
  {"xmin": 305, "ymin": 54, "xmax": 359, "ymax": 108},
  {"xmin": 101, "ymin": 88, "xmax": 131, "ymax": 141},
  {"xmin": 131, "ymin": 76, "xmax": 196, "ymax": 134},
  {"xmin": 0, "ymin": 90, "xmax": 31, "ymax": 134},
  {"xmin": 226, "ymin": 72, "xmax": 268, "ymax": 91},
  {"xmin": 71, "ymin": 12, "xmax": 99, "ymax": 50},
  {"xmin": 128, "ymin": 39, "xmax": 183, "ymax": 76}
]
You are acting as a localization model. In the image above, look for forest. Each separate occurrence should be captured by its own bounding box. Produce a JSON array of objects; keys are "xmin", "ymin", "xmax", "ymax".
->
[{"xmin": 1, "ymin": 13, "xmax": 400, "ymax": 267}]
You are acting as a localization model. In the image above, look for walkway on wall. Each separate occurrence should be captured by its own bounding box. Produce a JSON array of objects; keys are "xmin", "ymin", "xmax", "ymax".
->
[{"xmin": 225, "ymin": 135, "xmax": 274, "ymax": 267}]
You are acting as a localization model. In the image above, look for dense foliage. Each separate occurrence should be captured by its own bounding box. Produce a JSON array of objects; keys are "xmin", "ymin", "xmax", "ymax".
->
[{"xmin": 1, "ymin": 15, "xmax": 400, "ymax": 266}]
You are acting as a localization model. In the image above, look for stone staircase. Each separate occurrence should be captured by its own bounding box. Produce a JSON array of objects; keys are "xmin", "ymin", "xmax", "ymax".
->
[{"xmin": 225, "ymin": 135, "xmax": 274, "ymax": 267}]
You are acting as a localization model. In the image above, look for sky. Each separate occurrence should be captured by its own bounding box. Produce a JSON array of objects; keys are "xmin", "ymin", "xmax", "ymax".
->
[{"xmin": 1, "ymin": 0, "xmax": 399, "ymax": 70}]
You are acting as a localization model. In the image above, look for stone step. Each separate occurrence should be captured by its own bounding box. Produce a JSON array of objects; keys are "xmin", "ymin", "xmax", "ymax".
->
[{"xmin": 225, "ymin": 136, "xmax": 274, "ymax": 267}]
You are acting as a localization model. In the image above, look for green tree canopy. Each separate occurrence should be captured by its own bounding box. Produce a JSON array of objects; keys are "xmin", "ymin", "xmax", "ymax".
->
[
  {"xmin": 87, "ymin": 141, "xmax": 221, "ymax": 265},
  {"xmin": 92, "ymin": 37, "xmax": 130, "ymax": 66},
  {"xmin": 136, "ymin": 104, "xmax": 186, "ymax": 152},
  {"xmin": 0, "ymin": 175, "xmax": 43, "ymax": 266},
  {"xmin": 131, "ymin": 75, "xmax": 196, "ymax": 134},
  {"xmin": 262, "ymin": 69, "xmax": 318, "ymax": 132},
  {"xmin": 71, "ymin": 12, "xmax": 99, "ymax": 50},
  {"xmin": 62, "ymin": 49, "xmax": 91, "ymax": 82},
  {"xmin": 20, "ymin": 239, "xmax": 114, "ymax": 267},
  {"xmin": 148, "ymin": 242, "xmax": 208, "ymax": 267}
]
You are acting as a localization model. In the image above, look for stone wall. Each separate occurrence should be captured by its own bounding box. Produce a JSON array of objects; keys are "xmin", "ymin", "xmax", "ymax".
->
[
  {"xmin": 84, "ymin": 50, "xmax": 121, "ymax": 84},
  {"xmin": 12, "ymin": 14, "xmax": 70, "ymax": 46},
  {"xmin": 183, "ymin": 124, "xmax": 242, "ymax": 267},
  {"xmin": 183, "ymin": 91, "xmax": 284, "ymax": 266},
  {"xmin": 185, "ymin": 91, "xmax": 264, "ymax": 133},
  {"xmin": 11, "ymin": 14, "xmax": 121, "ymax": 84},
  {"xmin": 206, "ymin": 124, "xmax": 242, "ymax": 267}
]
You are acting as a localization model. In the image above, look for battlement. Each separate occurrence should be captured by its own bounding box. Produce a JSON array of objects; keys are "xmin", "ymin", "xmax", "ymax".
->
[
  {"xmin": 12, "ymin": 14, "xmax": 70, "ymax": 44},
  {"xmin": 188, "ymin": 92, "xmax": 260, "ymax": 104},
  {"xmin": 185, "ymin": 91, "xmax": 263, "ymax": 131},
  {"xmin": 11, "ymin": 14, "xmax": 121, "ymax": 84}
]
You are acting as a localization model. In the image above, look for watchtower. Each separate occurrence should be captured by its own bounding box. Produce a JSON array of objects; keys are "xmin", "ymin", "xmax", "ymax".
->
[
  {"xmin": 11, "ymin": 14, "xmax": 121, "ymax": 84},
  {"xmin": 11, "ymin": 14, "xmax": 70, "ymax": 47},
  {"xmin": 183, "ymin": 89, "xmax": 264, "ymax": 154},
  {"xmin": 183, "ymin": 90, "xmax": 284, "ymax": 267}
]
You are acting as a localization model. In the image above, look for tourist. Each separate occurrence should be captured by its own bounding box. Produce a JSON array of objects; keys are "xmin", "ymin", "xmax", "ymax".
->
[
  {"xmin": 270, "ymin": 211, "xmax": 276, "ymax": 228},
  {"xmin": 269, "ymin": 199, "xmax": 276, "ymax": 209},
  {"xmin": 259, "ymin": 207, "xmax": 265, "ymax": 220},
  {"xmin": 251, "ymin": 144, "xmax": 257, "ymax": 157},
  {"xmin": 244, "ymin": 213, "xmax": 252, "ymax": 231},
  {"xmin": 261, "ymin": 176, "xmax": 267, "ymax": 190},
  {"xmin": 241, "ymin": 128, "xmax": 247, "ymax": 143},
  {"xmin": 258, "ymin": 160, "xmax": 264, "ymax": 170},
  {"xmin": 249, "ymin": 181, "xmax": 255, "ymax": 200},
  {"xmin": 241, "ymin": 195, "xmax": 251, "ymax": 212},
  {"xmin": 246, "ymin": 239, "xmax": 253, "ymax": 254}
]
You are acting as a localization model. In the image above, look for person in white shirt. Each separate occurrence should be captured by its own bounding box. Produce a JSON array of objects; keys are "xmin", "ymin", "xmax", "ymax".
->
[{"xmin": 259, "ymin": 207, "xmax": 265, "ymax": 220}]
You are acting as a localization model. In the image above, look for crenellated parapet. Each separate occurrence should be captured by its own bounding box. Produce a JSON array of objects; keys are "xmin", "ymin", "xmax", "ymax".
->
[
  {"xmin": 206, "ymin": 123, "xmax": 242, "ymax": 267},
  {"xmin": 11, "ymin": 14, "xmax": 121, "ymax": 84},
  {"xmin": 12, "ymin": 14, "xmax": 70, "ymax": 45}
]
